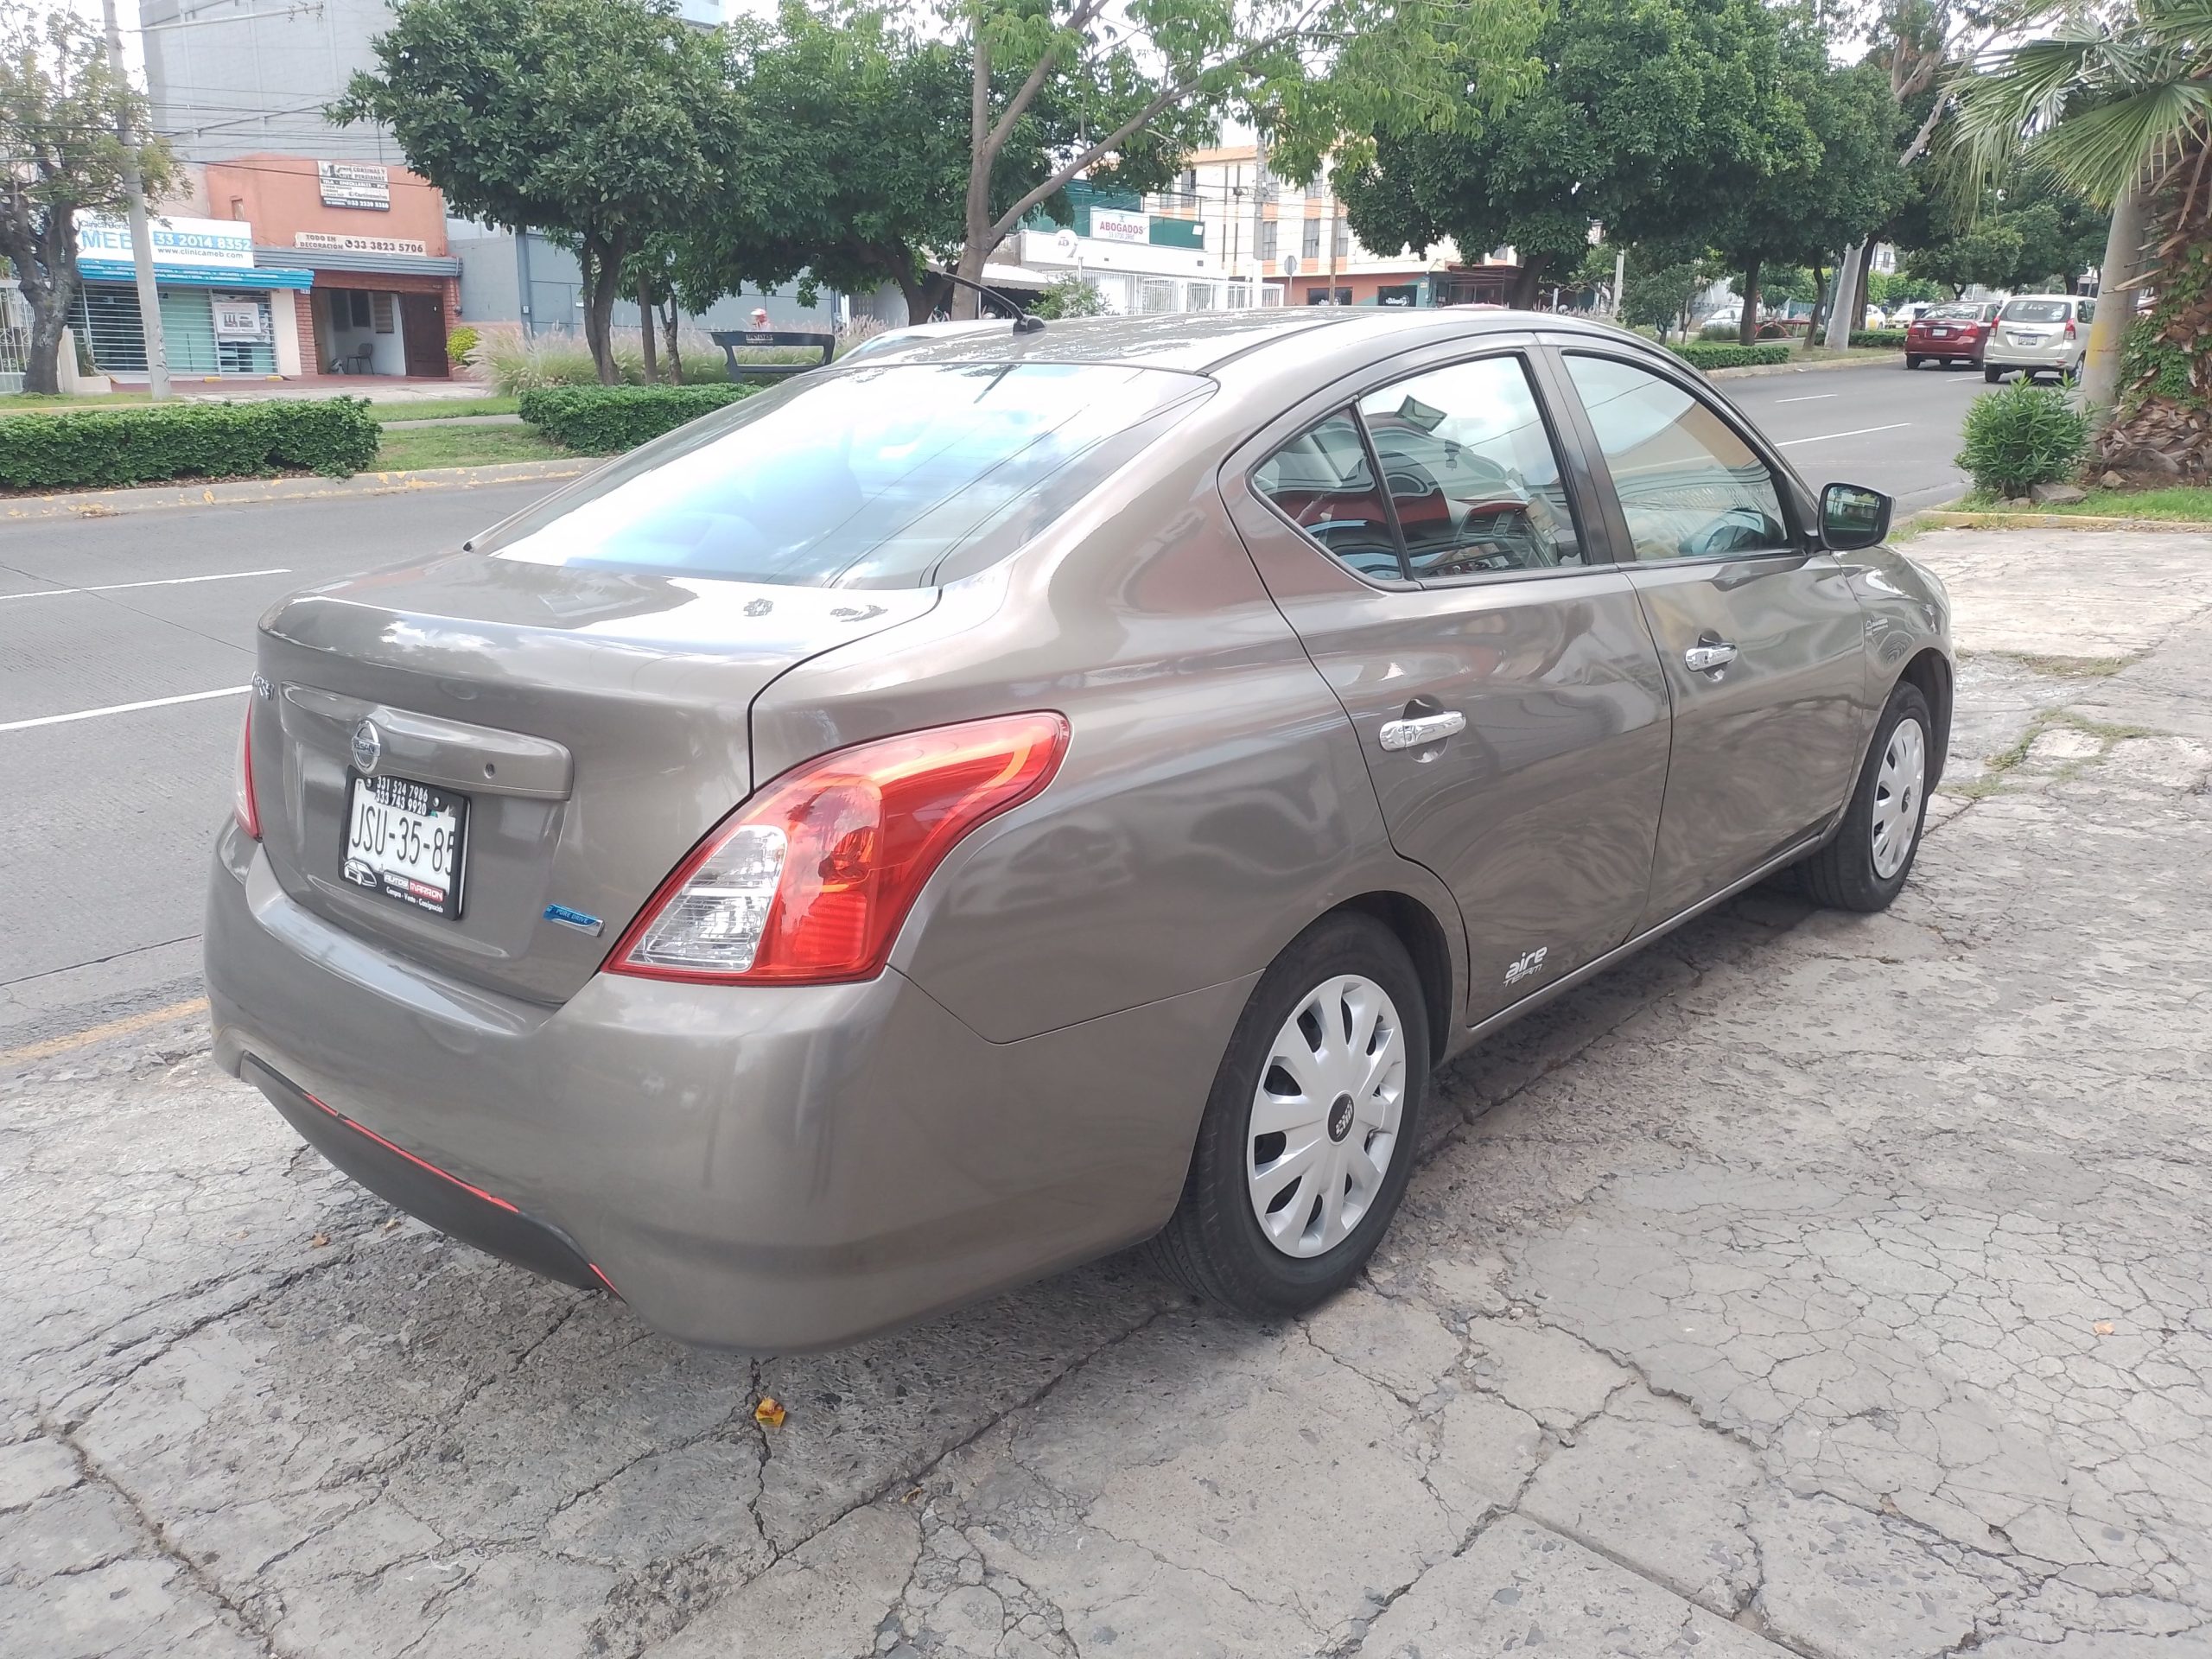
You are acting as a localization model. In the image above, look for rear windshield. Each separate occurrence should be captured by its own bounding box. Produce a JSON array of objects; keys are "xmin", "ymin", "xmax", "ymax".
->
[
  {"xmin": 2000, "ymin": 300, "xmax": 2071, "ymax": 322},
  {"xmin": 476, "ymin": 361, "xmax": 1211, "ymax": 588},
  {"xmin": 1925, "ymin": 304, "xmax": 1984, "ymax": 321}
]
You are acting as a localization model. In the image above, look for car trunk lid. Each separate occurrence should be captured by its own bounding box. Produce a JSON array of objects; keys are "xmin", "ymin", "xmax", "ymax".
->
[{"xmin": 251, "ymin": 551, "xmax": 934, "ymax": 1003}]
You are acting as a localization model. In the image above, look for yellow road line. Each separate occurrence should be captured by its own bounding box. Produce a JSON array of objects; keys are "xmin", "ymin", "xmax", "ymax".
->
[{"xmin": 0, "ymin": 997, "xmax": 208, "ymax": 1066}]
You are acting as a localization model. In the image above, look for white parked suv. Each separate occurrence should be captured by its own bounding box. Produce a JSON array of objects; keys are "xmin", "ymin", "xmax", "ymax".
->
[{"xmin": 1986, "ymin": 295, "xmax": 2092, "ymax": 384}]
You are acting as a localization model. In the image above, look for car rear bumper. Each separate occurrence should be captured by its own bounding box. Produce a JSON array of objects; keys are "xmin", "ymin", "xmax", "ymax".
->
[
  {"xmin": 1986, "ymin": 341, "xmax": 2078, "ymax": 370},
  {"xmin": 1908, "ymin": 338, "xmax": 1981, "ymax": 359},
  {"xmin": 206, "ymin": 825, "xmax": 1250, "ymax": 1351}
]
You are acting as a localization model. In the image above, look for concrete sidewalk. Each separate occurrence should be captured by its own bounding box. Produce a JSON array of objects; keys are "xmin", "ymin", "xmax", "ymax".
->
[{"xmin": 3, "ymin": 527, "xmax": 2209, "ymax": 1659}]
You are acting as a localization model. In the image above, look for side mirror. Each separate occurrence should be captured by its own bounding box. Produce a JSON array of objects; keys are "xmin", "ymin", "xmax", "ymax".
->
[{"xmin": 1820, "ymin": 481, "xmax": 1892, "ymax": 551}]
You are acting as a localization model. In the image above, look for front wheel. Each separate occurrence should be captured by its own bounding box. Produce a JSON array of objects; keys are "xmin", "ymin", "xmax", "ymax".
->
[
  {"xmin": 1145, "ymin": 912, "xmax": 1430, "ymax": 1317},
  {"xmin": 1795, "ymin": 681, "xmax": 1936, "ymax": 912}
]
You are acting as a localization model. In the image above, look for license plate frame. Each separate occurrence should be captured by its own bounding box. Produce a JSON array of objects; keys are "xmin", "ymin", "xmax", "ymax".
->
[{"xmin": 341, "ymin": 768, "xmax": 470, "ymax": 919}]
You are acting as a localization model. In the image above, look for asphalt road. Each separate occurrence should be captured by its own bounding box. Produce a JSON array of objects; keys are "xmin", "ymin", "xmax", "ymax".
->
[{"xmin": 0, "ymin": 359, "xmax": 1977, "ymax": 1050}]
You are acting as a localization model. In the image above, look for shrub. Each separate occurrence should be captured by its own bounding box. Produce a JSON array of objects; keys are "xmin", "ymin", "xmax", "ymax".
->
[
  {"xmin": 1956, "ymin": 379, "xmax": 2090, "ymax": 498},
  {"xmin": 0, "ymin": 397, "xmax": 380, "ymax": 490},
  {"xmin": 518, "ymin": 383, "xmax": 758, "ymax": 452},
  {"xmin": 444, "ymin": 323, "xmax": 480, "ymax": 370},
  {"xmin": 1668, "ymin": 341, "xmax": 1793, "ymax": 371},
  {"xmin": 1851, "ymin": 329, "xmax": 1908, "ymax": 349}
]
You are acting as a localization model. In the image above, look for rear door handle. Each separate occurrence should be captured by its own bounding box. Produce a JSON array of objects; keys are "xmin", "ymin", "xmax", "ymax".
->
[
  {"xmin": 1683, "ymin": 639, "xmax": 1738, "ymax": 673},
  {"xmin": 1379, "ymin": 710, "xmax": 1466, "ymax": 751}
]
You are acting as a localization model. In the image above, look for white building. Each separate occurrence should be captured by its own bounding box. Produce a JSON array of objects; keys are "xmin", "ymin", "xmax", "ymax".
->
[{"xmin": 1014, "ymin": 143, "xmax": 1522, "ymax": 315}]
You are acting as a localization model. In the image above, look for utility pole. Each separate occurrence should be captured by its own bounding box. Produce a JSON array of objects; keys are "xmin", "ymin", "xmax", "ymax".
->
[
  {"xmin": 100, "ymin": 0, "xmax": 170, "ymax": 401},
  {"xmin": 1611, "ymin": 245, "xmax": 1626, "ymax": 320}
]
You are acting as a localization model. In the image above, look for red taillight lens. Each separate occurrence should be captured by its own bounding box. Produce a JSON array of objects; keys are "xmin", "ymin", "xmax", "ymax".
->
[
  {"xmin": 2065, "ymin": 321, "xmax": 2078, "ymax": 340},
  {"xmin": 607, "ymin": 713, "xmax": 1071, "ymax": 985},
  {"xmin": 233, "ymin": 701, "xmax": 262, "ymax": 840}
]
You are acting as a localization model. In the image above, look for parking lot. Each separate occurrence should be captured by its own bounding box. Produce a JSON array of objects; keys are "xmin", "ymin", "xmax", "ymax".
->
[{"xmin": 5, "ymin": 516, "xmax": 2210, "ymax": 1658}]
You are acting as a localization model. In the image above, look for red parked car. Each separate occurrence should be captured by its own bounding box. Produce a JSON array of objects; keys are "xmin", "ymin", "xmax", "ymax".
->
[{"xmin": 1905, "ymin": 302, "xmax": 2002, "ymax": 369}]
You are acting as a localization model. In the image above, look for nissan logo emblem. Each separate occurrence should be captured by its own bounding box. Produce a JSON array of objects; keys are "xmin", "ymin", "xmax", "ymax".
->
[{"xmin": 351, "ymin": 720, "xmax": 384, "ymax": 774}]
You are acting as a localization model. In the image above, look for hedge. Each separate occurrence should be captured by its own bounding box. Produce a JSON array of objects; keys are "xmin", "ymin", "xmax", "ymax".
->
[
  {"xmin": 518, "ymin": 383, "xmax": 757, "ymax": 453},
  {"xmin": 1852, "ymin": 329, "xmax": 1909, "ymax": 349},
  {"xmin": 1667, "ymin": 341, "xmax": 1794, "ymax": 371},
  {"xmin": 0, "ymin": 397, "xmax": 380, "ymax": 491}
]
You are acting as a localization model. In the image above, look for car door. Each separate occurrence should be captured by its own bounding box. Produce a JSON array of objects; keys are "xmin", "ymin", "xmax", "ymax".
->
[
  {"xmin": 1223, "ymin": 341, "xmax": 1672, "ymax": 1025},
  {"xmin": 1549, "ymin": 347, "xmax": 1870, "ymax": 926}
]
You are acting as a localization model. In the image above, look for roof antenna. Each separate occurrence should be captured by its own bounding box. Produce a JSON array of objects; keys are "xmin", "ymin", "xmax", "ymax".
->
[{"xmin": 938, "ymin": 270, "xmax": 1047, "ymax": 334}]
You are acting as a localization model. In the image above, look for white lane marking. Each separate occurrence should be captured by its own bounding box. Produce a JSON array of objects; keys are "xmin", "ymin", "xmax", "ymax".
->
[
  {"xmin": 0, "ymin": 567, "xmax": 290, "ymax": 602},
  {"xmin": 1774, "ymin": 393, "xmax": 1839, "ymax": 404},
  {"xmin": 0, "ymin": 685, "xmax": 248, "ymax": 734},
  {"xmin": 1778, "ymin": 422, "xmax": 1911, "ymax": 447}
]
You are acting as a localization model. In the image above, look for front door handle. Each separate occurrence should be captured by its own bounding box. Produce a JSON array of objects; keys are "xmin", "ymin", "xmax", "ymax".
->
[
  {"xmin": 1379, "ymin": 710, "xmax": 1466, "ymax": 751},
  {"xmin": 1683, "ymin": 639, "xmax": 1738, "ymax": 673}
]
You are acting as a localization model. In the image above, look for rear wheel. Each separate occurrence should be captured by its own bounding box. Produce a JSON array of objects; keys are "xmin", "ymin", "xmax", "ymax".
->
[
  {"xmin": 1796, "ymin": 681, "xmax": 1936, "ymax": 912},
  {"xmin": 1905, "ymin": 353, "xmax": 1923, "ymax": 370},
  {"xmin": 1985, "ymin": 365, "xmax": 2003, "ymax": 383},
  {"xmin": 1146, "ymin": 912, "xmax": 1430, "ymax": 1316}
]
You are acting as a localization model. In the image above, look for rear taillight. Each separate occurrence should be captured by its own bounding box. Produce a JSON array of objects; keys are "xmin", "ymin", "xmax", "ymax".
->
[
  {"xmin": 2065, "ymin": 321, "xmax": 2078, "ymax": 340},
  {"xmin": 233, "ymin": 701, "xmax": 261, "ymax": 840},
  {"xmin": 607, "ymin": 713, "xmax": 1071, "ymax": 985}
]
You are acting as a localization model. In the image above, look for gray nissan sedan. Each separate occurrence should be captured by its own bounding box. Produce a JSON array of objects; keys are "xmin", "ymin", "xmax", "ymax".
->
[{"xmin": 207, "ymin": 308, "xmax": 1951, "ymax": 1351}]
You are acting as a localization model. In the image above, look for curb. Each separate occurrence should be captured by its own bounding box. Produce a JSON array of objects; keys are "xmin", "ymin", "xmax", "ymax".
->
[
  {"xmin": 1, "ymin": 457, "xmax": 593, "ymax": 522},
  {"xmin": 1914, "ymin": 510, "xmax": 2211, "ymax": 532},
  {"xmin": 1706, "ymin": 353, "xmax": 1905, "ymax": 380}
]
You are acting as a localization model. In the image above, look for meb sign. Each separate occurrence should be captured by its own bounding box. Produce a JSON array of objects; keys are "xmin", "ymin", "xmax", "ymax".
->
[{"xmin": 77, "ymin": 215, "xmax": 256, "ymax": 270}]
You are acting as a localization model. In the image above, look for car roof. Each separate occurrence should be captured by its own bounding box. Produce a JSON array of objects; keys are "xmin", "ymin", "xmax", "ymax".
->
[{"xmin": 842, "ymin": 306, "xmax": 1606, "ymax": 376}]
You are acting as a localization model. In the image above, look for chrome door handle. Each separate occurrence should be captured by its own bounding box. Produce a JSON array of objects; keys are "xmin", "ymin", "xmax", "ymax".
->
[
  {"xmin": 1379, "ymin": 710, "xmax": 1466, "ymax": 751},
  {"xmin": 1683, "ymin": 640, "xmax": 1738, "ymax": 673}
]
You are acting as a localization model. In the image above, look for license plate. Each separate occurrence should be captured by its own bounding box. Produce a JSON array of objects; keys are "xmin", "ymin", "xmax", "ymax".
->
[
  {"xmin": 1931, "ymin": 327, "xmax": 1952, "ymax": 337},
  {"xmin": 342, "ymin": 770, "xmax": 468, "ymax": 918}
]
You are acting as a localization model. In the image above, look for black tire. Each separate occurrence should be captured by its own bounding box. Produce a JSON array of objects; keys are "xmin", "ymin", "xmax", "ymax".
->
[
  {"xmin": 1985, "ymin": 365, "xmax": 2003, "ymax": 383},
  {"xmin": 1796, "ymin": 681, "xmax": 1936, "ymax": 912},
  {"xmin": 1145, "ymin": 911, "xmax": 1430, "ymax": 1316},
  {"xmin": 1905, "ymin": 354, "xmax": 1923, "ymax": 370}
]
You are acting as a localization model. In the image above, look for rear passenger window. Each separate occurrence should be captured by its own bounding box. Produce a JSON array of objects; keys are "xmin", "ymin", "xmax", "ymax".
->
[
  {"xmin": 1357, "ymin": 356, "xmax": 1585, "ymax": 576},
  {"xmin": 1564, "ymin": 355, "xmax": 1790, "ymax": 562},
  {"xmin": 1253, "ymin": 411, "xmax": 1403, "ymax": 581}
]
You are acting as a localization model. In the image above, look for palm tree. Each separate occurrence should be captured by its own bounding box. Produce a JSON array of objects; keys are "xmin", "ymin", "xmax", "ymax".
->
[{"xmin": 1950, "ymin": 0, "xmax": 2211, "ymax": 471}]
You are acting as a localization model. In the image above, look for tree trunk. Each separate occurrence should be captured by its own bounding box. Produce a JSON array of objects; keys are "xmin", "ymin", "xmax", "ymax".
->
[
  {"xmin": 1803, "ymin": 265, "xmax": 1828, "ymax": 351},
  {"xmin": 659, "ymin": 292, "xmax": 683, "ymax": 382},
  {"xmin": 1823, "ymin": 245, "xmax": 1862, "ymax": 350},
  {"xmin": 24, "ymin": 295, "xmax": 69, "ymax": 396},
  {"xmin": 952, "ymin": 30, "xmax": 995, "ymax": 322},
  {"xmin": 2082, "ymin": 179, "xmax": 2146, "ymax": 410},
  {"xmin": 1509, "ymin": 255, "xmax": 1550, "ymax": 309},
  {"xmin": 639, "ymin": 270, "xmax": 658, "ymax": 384},
  {"xmin": 581, "ymin": 234, "xmax": 626, "ymax": 385},
  {"xmin": 1851, "ymin": 255, "xmax": 1872, "ymax": 334},
  {"xmin": 1738, "ymin": 258, "xmax": 1761, "ymax": 346}
]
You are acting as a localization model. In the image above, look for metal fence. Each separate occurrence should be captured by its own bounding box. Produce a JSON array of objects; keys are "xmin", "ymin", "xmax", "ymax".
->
[{"xmin": 0, "ymin": 281, "xmax": 31, "ymax": 394}]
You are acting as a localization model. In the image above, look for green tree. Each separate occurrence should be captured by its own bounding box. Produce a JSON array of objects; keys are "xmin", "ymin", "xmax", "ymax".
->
[
  {"xmin": 1950, "ymin": 0, "xmax": 2212, "ymax": 418},
  {"xmin": 1901, "ymin": 211, "xmax": 2024, "ymax": 294},
  {"xmin": 938, "ymin": 0, "xmax": 1547, "ymax": 315},
  {"xmin": 1339, "ymin": 0, "xmax": 1882, "ymax": 320},
  {"xmin": 337, "ymin": 0, "xmax": 736, "ymax": 384},
  {"xmin": 1620, "ymin": 248, "xmax": 1730, "ymax": 338},
  {"xmin": 1028, "ymin": 272, "xmax": 1109, "ymax": 318},
  {"xmin": 0, "ymin": 4, "xmax": 170, "ymax": 395},
  {"xmin": 1708, "ymin": 50, "xmax": 1912, "ymax": 344}
]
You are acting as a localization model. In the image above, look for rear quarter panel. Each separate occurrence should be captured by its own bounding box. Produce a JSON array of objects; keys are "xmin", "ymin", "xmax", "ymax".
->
[{"xmin": 747, "ymin": 426, "xmax": 1468, "ymax": 1045}]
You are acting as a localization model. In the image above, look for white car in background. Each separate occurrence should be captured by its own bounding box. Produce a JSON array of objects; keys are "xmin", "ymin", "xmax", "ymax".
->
[{"xmin": 1986, "ymin": 295, "xmax": 2092, "ymax": 383}]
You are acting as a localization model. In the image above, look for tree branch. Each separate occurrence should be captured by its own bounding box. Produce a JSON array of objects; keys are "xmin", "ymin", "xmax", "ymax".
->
[{"xmin": 979, "ymin": 0, "xmax": 1109, "ymax": 162}]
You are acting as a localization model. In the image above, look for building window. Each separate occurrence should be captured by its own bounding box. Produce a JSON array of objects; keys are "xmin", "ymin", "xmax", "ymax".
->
[
  {"xmin": 1258, "ymin": 219, "xmax": 1278, "ymax": 261},
  {"xmin": 1187, "ymin": 282, "xmax": 1216, "ymax": 310},
  {"xmin": 346, "ymin": 290, "xmax": 372, "ymax": 328},
  {"xmin": 1138, "ymin": 277, "xmax": 1178, "ymax": 315},
  {"xmin": 372, "ymin": 293, "xmax": 396, "ymax": 334},
  {"xmin": 1301, "ymin": 217, "xmax": 1320, "ymax": 261},
  {"xmin": 1333, "ymin": 218, "xmax": 1350, "ymax": 258},
  {"xmin": 1177, "ymin": 168, "xmax": 1198, "ymax": 196}
]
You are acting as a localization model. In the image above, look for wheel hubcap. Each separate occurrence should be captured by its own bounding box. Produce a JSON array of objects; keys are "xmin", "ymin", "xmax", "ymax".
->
[
  {"xmin": 1246, "ymin": 975, "xmax": 1407, "ymax": 1259},
  {"xmin": 1872, "ymin": 715, "xmax": 1926, "ymax": 880}
]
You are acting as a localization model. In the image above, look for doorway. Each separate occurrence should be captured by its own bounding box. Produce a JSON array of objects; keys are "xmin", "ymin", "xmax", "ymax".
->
[{"xmin": 398, "ymin": 294, "xmax": 448, "ymax": 377}]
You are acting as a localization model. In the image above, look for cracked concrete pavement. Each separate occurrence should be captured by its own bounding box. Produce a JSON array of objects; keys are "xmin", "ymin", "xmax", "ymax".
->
[{"xmin": 4, "ymin": 524, "xmax": 2210, "ymax": 1659}]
